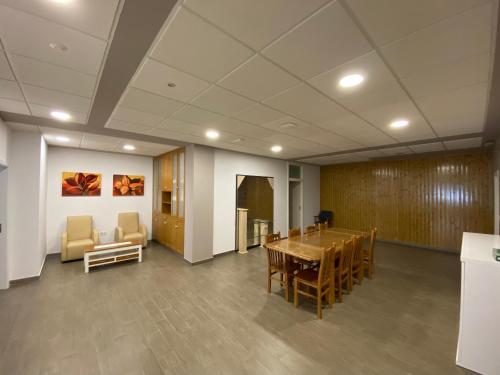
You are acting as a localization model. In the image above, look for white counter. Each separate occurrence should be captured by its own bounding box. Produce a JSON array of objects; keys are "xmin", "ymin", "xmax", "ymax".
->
[{"xmin": 457, "ymin": 232, "xmax": 500, "ymax": 374}]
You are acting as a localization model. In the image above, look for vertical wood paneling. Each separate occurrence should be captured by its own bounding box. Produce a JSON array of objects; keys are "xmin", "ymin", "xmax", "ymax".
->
[{"xmin": 320, "ymin": 150, "xmax": 493, "ymax": 251}]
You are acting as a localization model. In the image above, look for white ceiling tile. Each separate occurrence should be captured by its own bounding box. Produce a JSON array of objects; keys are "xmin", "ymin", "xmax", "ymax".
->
[
  {"xmin": 113, "ymin": 107, "xmax": 163, "ymax": 127},
  {"xmin": 6, "ymin": 122, "xmax": 39, "ymax": 132},
  {"xmin": 409, "ymin": 142, "xmax": 445, "ymax": 153},
  {"xmin": 151, "ymin": 7, "xmax": 254, "ymax": 82},
  {"xmin": 309, "ymin": 51, "xmax": 409, "ymax": 114},
  {"xmin": 120, "ymin": 88, "xmax": 184, "ymax": 117},
  {"xmin": 191, "ymin": 86, "xmax": 254, "ymax": 116},
  {"xmin": 41, "ymin": 127, "xmax": 83, "ymax": 148},
  {"xmin": 11, "ymin": 55, "xmax": 96, "ymax": 97},
  {"xmin": 80, "ymin": 133, "xmax": 121, "ymax": 149},
  {"xmin": 262, "ymin": 1, "xmax": 372, "ymax": 79},
  {"xmin": 264, "ymin": 83, "xmax": 348, "ymax": 125},
  {"xmin": 379, "ymin": 146, "xmax": 414, "ymax": 156},
  {"xmin": 172, "ymin": 105, "xmax": 227, "ymax": 127},
  {"xmin": 361, "ymin": 100, "xmax": 436, "ymax": 142},
  {"xmin": 232, "ymin": 103, "xmax": 285, "ymax": 125},
  {"xmin": 381, "ymin": 3, "xmax": 493, "ymax": 79},
  {"xmin": 150, "ymin": 127, "xmax": 203, "ymax": 143},
  {"xmin": 185, "ymin": 0, "xmax": 330, "ymax": 50},
  {"xmin": 219, "ymin": 55, "xmax": 300, "ymax": 101},
  {"xmin": 0, "ymin": 97, "xmax": 29, "ymax": 114},
  {"xmin": 0, "ymin": 52, "xmax": 14, "ymax": 80},
  {"xmin": 401, "ymin": 52, "xmax": 490, "ymax": 99},
  {"xmin": 30, "ymin": 103, "xmax": 87, "ymax": 124},
  {"xmin": 157, "ymin": 118, "xmax": 204, "ymax": 135},
  {"xmin": 416, "ymin": 83, "xmax": 487, "ymax": 137},
  {"xmin": 319, "ymin": 114, "xmax": 395, "ymax": 147},
  {"xmin": 444, "ymin": 137, "xmax": 483, "ymax": 150},
  {"xmin": 302, "ymin": 129, "xmax": 361, "ymax": 150},
  {"xmin": 133, "ymin": 59, "xmax": 210, "ymax": 102},
  {"xmin": 0, "ymin": 5, "xmax": 106, "ymax": 75},
  {"xmin": 211, "ymin": 118, "xmax": 276, "ymax": 139},
  {"xmin": 0, "ymin": 79, "xmax": 23, "ymax": 100},
  {"xmin": 106, "ymin": 119, "xmax": 154, "ymax": 135},
  {"xmin": 347, "ymin": 0, "xmax": 490, "ymax": 46},
  {"xmin": 264, "ymin": 132, "xmax": 332, "ymax": 153},
  {"xmin": 0, "ymin": 0, "xmax": 120, "ymax": 40},
  {"xmin": 23, "ymin": 84, "xmax": 91, "ymax": 113}
]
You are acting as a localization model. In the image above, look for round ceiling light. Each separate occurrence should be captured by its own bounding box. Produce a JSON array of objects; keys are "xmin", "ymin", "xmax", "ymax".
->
[
  {"xmin": 339, "ymin": 74, "xmax": 364, "ymax": 88},
  {"xmin": 271, "ymin": 145, "xmax": 282, "ymax": 153},
  {"xmin": 206, "ymin": 130, "xmax": 220, "ymax": 139},
  {"xmin": 50, "ymin": 110, "xmax": 71, "ymax": 121},
  {"xmin": 389, "ymin": 119, "xmax": 410, "ymax": 129},
  {"xmin": 123, "ymin": 144, "xmax": 136, "ymax": 151}
]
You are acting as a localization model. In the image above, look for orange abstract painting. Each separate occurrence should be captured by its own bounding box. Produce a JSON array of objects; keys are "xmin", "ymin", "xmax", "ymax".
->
[
  {"xmin": 62, "ymin": 172, "xmax": 101, "ymax": 196},
  {"xmin": 113, "ymin": 175, "xmax": 144, "ymax": 196}
]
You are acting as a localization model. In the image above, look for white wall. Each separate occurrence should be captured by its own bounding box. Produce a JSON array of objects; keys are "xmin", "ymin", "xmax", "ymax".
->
[
  {"xmin": 302, "ymin": 164, "xmax": 320, "ymax": 227},
  {"xmin": 0, "ymin": 118, "xmax": 8, "ymax": 167},
  {"xmin": 0, "ymin": 119, "xmax": 9, "ymax": 288},
  {"xmin": 184, "ymin": 145, "xmax": 214, "ymax": 263},
  {"xmin": 46, "ymin": 147, "xmax": 153, "ymax": 253},
  {"xmin": 7, "ymin": 131, "xmax": 47, "ymax": 280},
  {"xmin": 213, "ymin": 149, "xmax": 288, "ymax": 255}
]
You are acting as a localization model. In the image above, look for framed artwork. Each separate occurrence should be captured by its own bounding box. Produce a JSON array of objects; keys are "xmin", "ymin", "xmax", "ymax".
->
[
  {"xmin": 62, "ymin": 172, "xmax": 101, "ymax": 196},
  {"xmin": 113, "ymin": 175, "xmax": 145, "ymax": 196}
]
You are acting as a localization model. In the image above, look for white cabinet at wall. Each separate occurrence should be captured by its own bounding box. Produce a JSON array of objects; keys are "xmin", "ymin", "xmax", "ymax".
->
[{"xmin": 456, "ymin": 232, "xmax": 500, "ymax": 374}]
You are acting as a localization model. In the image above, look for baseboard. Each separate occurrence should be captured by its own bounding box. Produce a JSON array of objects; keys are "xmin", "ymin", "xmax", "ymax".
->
[
  {"xmin": 184, "ymin": 257, "xmax": 214, "ymax": 265},
  {"xmin": 9, "ymin": 251, "xmax": 48, "ymax": 286},
  {"xmin": 377, "ymin": 238, "xmax": 459, "ymax": 254}
]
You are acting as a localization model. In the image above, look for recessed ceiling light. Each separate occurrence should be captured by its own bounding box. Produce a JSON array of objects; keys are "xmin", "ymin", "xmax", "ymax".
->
[
  {"xmin": 123, "ymin": 144, "xmax": 135, "ymax": 151},
  {"xmin": 49, "ymin": 42, "xmax": 68, "ymax": 52},
  {"xmin": 389, "ymin": 119, "xmax": 410, "ymax": 129},
  {"xmin": 206, "ymin": 130, "xmax": 219, "ymax": 139},
  {"xmin": 167, "ymin": 82, "xmax": 176, "ymax": 88},
  {"xmin": 271, "ymin": 145, "xmax": 282, "ymax": 153},
  {"xmin": 280, "ymin": 122, "xmax": 297, "ymax": 129},
  {"xmin": 50, "ymin": 110, "xmax": 71, "ymax": 121},
  {"xmin": 339, "ymin": 74, "xmax": 364, "ymax": 88},
  {"xmin": 55, "ymin": 136, "xmax": 70, "ymax": 142},
  {"xmin": 50, "ymin": 0, "xmax": 73, "ymax": 4}
]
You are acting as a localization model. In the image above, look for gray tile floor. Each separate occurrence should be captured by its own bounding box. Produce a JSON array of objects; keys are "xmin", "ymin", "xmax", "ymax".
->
[{"xmin": 0, "ymin": 241, "xmax": 472, "ymax": 375}]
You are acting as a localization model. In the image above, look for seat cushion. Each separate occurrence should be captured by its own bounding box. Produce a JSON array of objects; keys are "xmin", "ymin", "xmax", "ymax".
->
[
  {"xmin": 67, "ymin": 215, "xmax": 92, "ymax": 241},
  {"xmin": 67, "ymin": 238, "xmax": 94, "ymax": 260},
  {"xmin": 118, "ymin": 212, "xmax": 139, "ymax": 234},
  {"xmin": 123, "ymin": 232, "xmax": 144, "ymax": 243}
]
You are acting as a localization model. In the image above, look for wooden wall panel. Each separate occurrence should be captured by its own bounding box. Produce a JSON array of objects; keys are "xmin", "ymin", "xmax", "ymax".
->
[{"xmin": 320, "ymin": 150, "xmax": 494, "ymax": 251}]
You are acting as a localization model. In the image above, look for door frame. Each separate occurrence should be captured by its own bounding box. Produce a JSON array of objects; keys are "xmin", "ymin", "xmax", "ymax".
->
[{"xmin": 287, "ymin": 163, "xmax": 303, "ymax": 232}]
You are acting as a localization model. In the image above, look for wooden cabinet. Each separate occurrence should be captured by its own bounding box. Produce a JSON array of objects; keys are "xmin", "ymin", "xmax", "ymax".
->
[{"xmin": 152, "ymin": 148, "xmax": 185, "ymax": 254}]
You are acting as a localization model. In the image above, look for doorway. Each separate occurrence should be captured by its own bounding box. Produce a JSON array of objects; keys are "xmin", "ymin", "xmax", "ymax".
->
[{"xmin": 288, "ymin": 164, "xmax": 303, "ymax": 232}]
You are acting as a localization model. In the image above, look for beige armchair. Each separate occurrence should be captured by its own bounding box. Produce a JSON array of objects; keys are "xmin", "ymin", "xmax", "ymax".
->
[
  {"xmin": 61, "ymin": 215, "xmax": 99, "ymax": 262},
  {"xmin": 115, "ymin": 212, "xmax": 147, "ymax": 248}
]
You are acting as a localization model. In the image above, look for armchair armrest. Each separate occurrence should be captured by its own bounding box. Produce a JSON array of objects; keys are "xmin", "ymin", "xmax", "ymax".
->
[
  {"xmin": 61, "ymin": 232, "xmax": 68, "ymax": 261},
  {"xmin": 139, "ymin": 224, "xmax": 147, "ymax": 248},
  {"xmin": 115, "ymin": 226, "xmax": 124, "ymax": 242},
  {"xmin": 92, "ymin": 229, "xmax": 100, "ymax": 245}
]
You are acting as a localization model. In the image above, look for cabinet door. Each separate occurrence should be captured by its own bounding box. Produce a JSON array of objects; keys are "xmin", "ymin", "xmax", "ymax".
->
[
  {"xmin": 161, "ymin": 154, "xmax": 172, "ymax": 191},
  {"xmin": 175, "ymin": 218, "xmax": 184, "ymax": 254},
  {"xmin": 166, "ymin": 215, "xmax": 175, "ymax": 248},
  {"xmin": 158, "ymin": 214, "xmax": 168, "ymax": 245},
  {"xmin": 172, "ymin": 152, "xmax": 178, "ymax": 216},
  {"xmin": 178, "ymin": 150, "xmax": 185, "ymax": 218},
  {"xmin": 152, "ymin": 211, "xmax": 159, "ymax": 240}
]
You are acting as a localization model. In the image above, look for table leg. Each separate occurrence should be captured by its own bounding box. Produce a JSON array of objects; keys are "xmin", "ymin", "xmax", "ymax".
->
[
  {"xmin": 138, "ymin": 245, "xmax": 142, "ymax": 262},
  {"xmin": 84, "ymin": 254, "xmax": 89, "ymax": 273}
]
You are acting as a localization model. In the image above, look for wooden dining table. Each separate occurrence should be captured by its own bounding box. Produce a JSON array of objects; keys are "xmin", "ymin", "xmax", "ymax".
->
[{"xmin": 265, "ymin": 229, "xmax": 368, "ymax": 262}]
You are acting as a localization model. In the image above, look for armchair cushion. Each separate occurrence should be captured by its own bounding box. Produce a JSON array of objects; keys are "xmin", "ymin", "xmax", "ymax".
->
[
  {"xmin": 67, "ymin": 215, "xmax": 92, "ymax": 241},
  {"xmin": 123, "ymin": 232, "xmax": 144, "ymax": 243},
  {"xmin": 118, "ymin": 212, "xmax": 139, "ymax": 234},
  {"xmin": 67, "ymin": 239, "xmax": 94, "ymax": 260}
]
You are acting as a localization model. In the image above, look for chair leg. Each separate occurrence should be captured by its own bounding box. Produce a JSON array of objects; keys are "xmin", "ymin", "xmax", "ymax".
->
[
  {"xmin": 284, "ymin": 273, "xmax": 289, "ymax": 302},
  {"xmin": 293, "ymin": 279, "xmax": 299, "ymax": 307},
  {"xmin": 348, "ymin": 269, "xmax": 353, "ymax": 292},
  {"xmin": 317, "ymin": 287, "xmax": 322, "ymax": 319},
  {"xmin": 267, "ymin": 270, "xmax": 271, "ymax": 293},
  {"xmin": 368, "ymin": 259, "xmax": 373, "ymax": 279},
  {"xmin": 337, "ymin": 274, "xmax": 343, "ymax": 303}
]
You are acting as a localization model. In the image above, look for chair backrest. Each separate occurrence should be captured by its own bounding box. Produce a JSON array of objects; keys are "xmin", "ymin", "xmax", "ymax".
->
[
  {"xmin": 118, "ymin": 212, "xmax": 139, "ymax": 234},
  {"xmin": 304, "ymin": 225, "xmax": 316, "ymax": 234},
  {"xmin": 288, "ymin": 228, "xmax": 301, "ymax": 238},
  {"xmin": 67, "ymin": 215, "xmax": 92, "ymax": 241},
  {"xmin": 318, "ymin": 245, "xmax": 335, "ymax": 286},
  {"xmin": 318, "ymin": 210, "xmax": 333, "ymax": 222},
  {"xmin": 352, "ymin": 235, "xmax": 363, "ymax": 266},
  {"xmin": 317, "ymin": 222, "xmax": 328, "ymax": 231},
  {"xmin": 266, "ymin": 232, "xmax": 281, "ymax": 243},
  {"xmin": 340, "ymin": 239, "xmax": 354, "ymax": 273},
  {"xmin": 266, "ymin": 247, "xmax": 284, "ymax": 270}
]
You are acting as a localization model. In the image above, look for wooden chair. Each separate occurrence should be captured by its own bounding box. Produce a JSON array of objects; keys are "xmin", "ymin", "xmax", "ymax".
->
[
  {"xmin": 293, "ymin": 245, "xmax": 335, "ymax": 319},
  {"xmin": 304, "ymin": 225, "xmax": 316, "ymax": 234},
  {"xmin": 335, "ymin": 239, "xmax": 354, "ymax": 303},
  {"xmin": 288, "ymin": 228, "xmax": 301, "ymax": 238},
  {"xmin": 363, "ymin": 228, "xmax": 377, "ymax": 279},
  {"xmin": 350, "ymin": 235, "xmax": 364, "ymax": 289},
  {"xmin": 266, "ymin": 232, "xmax": 299, "ymax": 301}
]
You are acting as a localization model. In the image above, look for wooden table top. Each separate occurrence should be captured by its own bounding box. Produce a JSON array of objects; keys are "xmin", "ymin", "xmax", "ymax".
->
[
  {"xmin": 265, "ymin": 230, "xmax": 358, "ymax": 262},
  {"xmin": 84, "ymin": 240, "xmax": 141, "ymax": 253}
]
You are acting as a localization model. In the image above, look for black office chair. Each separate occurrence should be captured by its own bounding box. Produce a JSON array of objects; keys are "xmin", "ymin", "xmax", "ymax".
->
[{"xmin": 314, "ymin": 210, "xmax": 333, "ymax": 227}]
